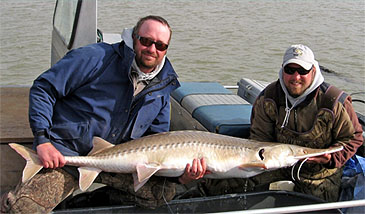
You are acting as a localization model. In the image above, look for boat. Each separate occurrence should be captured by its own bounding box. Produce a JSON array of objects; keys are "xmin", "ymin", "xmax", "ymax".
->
[{"xmin": 1, "ymin": 0, "xmax": 364, "ymax": 213}]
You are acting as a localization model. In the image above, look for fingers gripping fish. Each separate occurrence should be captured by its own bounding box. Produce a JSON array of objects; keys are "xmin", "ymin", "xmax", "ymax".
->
[{"xmin": 9, "ymin": 131, "xmax": 343, "ymax": 192}]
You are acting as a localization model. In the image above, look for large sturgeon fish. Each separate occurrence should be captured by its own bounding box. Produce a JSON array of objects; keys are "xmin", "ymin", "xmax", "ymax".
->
[{"xmin": 9, "ymin": 130, "xmax": 343, "ymax": 192}]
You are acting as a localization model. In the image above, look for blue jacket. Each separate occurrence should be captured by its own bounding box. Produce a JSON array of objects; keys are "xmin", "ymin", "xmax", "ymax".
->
[{"xmin": 29, "ymin": 42, "xmax": 180, "ymax": 156}]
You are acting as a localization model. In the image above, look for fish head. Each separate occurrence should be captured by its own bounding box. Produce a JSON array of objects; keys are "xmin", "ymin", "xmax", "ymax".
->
[{"xmin": 258, "ymin": 143, "xmax": 343, "ymax": 170}]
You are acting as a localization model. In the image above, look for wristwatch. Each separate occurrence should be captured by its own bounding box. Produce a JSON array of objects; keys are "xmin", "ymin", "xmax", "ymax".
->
[{"xmin": 34, "ymin": 130, "xmax": 46, "ymax": 137}]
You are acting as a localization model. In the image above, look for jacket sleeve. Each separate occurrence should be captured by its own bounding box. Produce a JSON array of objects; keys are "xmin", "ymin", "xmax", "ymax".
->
[
  {"xmin": 327, "ymin": 96, "xmax": 363, "ymax": 168},
  {"xmin": 249, "ymin": 95, "xmax": 276, "ymax": 142},
  {"xmin": 29, "ymin": 47, "xmax": 101, "ymax": 146}
]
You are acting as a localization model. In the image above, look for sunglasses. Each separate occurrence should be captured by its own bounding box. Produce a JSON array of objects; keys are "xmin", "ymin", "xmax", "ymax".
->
[
  {"xmin": 135, "ymin": 35, "xmax": 168, "ymax": 51},
  {"xmin": 284, "ymin": 65, "xmax": 313, "ymax": 75}
]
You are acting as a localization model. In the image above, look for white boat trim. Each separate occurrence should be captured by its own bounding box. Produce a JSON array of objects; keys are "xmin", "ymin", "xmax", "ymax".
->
[{"xmin": 211, "ymin": 199, "xmax": 365, "ymax": 214}]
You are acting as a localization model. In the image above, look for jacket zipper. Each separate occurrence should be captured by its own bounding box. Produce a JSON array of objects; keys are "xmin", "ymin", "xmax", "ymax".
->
[
  {"xmin": 130, "ymin": 77, "xmax": 176, "ymax": 111},
  {"xmin": 116, "ymin": 77, "xmax": 176, "ymax": 143},
  {"xmin": 294, "ymin": 109, "xmax": 298, "ymax": 131}
]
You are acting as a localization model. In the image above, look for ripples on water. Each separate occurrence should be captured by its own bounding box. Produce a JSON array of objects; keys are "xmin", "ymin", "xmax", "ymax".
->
[{"xmin": 1, "ymin": 0, "xmax": 364, "ymax": 99}]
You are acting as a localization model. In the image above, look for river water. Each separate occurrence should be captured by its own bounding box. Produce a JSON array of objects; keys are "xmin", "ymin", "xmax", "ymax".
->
[{"xmin": 1, "ymin": 0, "xmax": 364, "ymax": 111}]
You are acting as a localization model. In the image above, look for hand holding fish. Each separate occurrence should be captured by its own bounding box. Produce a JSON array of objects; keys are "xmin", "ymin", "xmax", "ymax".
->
[
  {"xmin": 178, "ymin": 158, "xmax": 209, "ymax": 184},
  {"xmin": 36, "ymin": 143, "xmax": 66, "ymax": 168}
]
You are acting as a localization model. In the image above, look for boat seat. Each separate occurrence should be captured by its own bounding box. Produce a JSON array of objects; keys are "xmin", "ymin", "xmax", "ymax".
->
[{"xmin": 171, "ymin": 82, "xmax": 252, "ymax": 138}]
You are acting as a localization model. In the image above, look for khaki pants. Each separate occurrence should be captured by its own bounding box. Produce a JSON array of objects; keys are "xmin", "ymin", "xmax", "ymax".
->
[{"xmin": 1, "ymin": 168, "xmax": 176, "ymax": 213}]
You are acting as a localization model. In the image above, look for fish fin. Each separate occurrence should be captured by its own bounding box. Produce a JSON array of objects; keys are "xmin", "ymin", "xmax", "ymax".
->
[
  {"xmin": 239, "ymin": 163, "xmax": 267, "ymax": 170},
  {"xmin": 89, "ymin": 137, "xmax": 115, "ymax": 155},
  {"xmin": 132, "ymin": 172, "xmax": 149, "ymax": 192},
  {"xmin": 133, "ymin": 163, "xmax": 161, "ymax": 192},
  {"xmin": 136, "ymin": 163, "xmax": 160, "ymax": 183},
  {"xmin": 78, "ymin": 167, "xmax": 102, "ymax": 191},
  {"xmin": 9, "ymin": 143, "xmax": 43, "ymax": 182}
]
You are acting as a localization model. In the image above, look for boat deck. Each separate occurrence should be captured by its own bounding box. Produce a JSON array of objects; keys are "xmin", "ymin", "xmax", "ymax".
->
[
  {"xmin": 0, "ymin": 86, "xmax": 33, "ymax": 193},
  {"xmin": 0, "ymin": 86, "xmax": 33, "ymax": 143}
]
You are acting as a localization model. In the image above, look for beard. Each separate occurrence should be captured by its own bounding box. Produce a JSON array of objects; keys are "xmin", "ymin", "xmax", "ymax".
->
[
  {"xmin": 286, "ymin": 75, "xmax": 315, "ymax": 97},
  {"xmin": 135, "ymin": 50, "xmax": 159, "ymax": 73}
]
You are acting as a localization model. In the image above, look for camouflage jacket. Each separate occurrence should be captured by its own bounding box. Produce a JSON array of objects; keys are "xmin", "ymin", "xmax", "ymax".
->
[{"xmin": 250, "ymin": 80, "xmax": 363, "ymax": 172}]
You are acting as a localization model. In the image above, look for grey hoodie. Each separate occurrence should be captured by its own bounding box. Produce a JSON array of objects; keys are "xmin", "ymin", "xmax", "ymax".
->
[{"xmin": 278, "ymin": 60, "xmax": 324, "ymax": 128}]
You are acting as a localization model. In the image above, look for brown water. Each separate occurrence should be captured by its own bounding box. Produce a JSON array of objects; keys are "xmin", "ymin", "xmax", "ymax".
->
[{"xmin": 0, "ymin": 0, "xmax": 364, "ymax": 112}]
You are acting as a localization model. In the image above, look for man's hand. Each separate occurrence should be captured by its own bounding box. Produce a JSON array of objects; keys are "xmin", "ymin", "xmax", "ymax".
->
[
  {"xmin": 36, "ymin": 143, "xmax": 66, "ymax": 168},
  {"xmin": 306, "ymin": 153, "xmax": 331, "ymax": 164},
  {"xmin": 178, "ymin": 158, "xmax": 210, "ymax": 184}
]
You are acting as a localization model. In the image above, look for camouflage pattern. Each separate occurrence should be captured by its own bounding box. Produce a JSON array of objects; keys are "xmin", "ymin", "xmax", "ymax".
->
[
  {"xmin": 96, "ymin": 172, "xmax": 176, "ymax": 209},
  {"xmin": 1, "ymin": 169, "xmax": 176, "ymax": 213},
  {"xmin": 200, "ymin": 178, "xmax": 256, "ymax": 196},
  {"xmin": 265, "ymin": 101, "xmax": 344, "ymax": 202},
  {"xmin": 281, "ymin": 166, "xmax": 343, "ymax": 202},
  {"xmin": 1, "ymin": 168, "xmax": 77, "ymax": 213},
  {"xmin": 250, "ymin": 100, "xmax": 343, "ymax": 202},
  {"xmin": 249, "ymin": 82, "xmax": 359, "ymax": 202}
]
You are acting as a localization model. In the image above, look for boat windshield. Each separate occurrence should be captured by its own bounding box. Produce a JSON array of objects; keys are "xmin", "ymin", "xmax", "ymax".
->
[{"xmin": 53, "ymin": 0, "xmax": 81, "ymax": 48}]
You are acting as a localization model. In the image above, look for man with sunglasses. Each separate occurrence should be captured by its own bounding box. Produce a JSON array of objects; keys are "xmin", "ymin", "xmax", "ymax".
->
[
  {"xmin": 249, "ymin": 44, "xmax": 363, "ymax": 202},
  {"xmin": 2, "ymin": 15, "xmax": 209, "ymax": 213}
]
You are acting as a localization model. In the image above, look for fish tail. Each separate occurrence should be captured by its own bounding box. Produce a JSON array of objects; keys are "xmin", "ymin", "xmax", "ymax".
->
[{"xmin": 9, "ymin": 143, "xmax": 43, "ymax": 183}]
